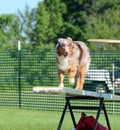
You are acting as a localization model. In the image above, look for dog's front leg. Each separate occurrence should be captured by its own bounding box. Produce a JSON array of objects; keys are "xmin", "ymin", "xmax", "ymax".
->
[{"xmin": 58, "ymin": 70, "xmax": 64, "ymax": 88}]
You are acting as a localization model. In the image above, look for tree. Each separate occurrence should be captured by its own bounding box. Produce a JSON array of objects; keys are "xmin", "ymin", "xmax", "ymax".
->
[
  {"xmin": 61, "ymin": 0, "xmax": 93, "ymax": 41},
  {"xmin": 84, "ymin": 0, "xmax": 120, "ymax": 50},
  {"xmin": 35, "ymin": 2, "xmax": 50, "ymax": 46},
  {"xmin": 0, "ymin": 14, "xmax": 22, "ymax": 50},
  {"xmin": 35, "ymin": 0, "xmax": 66, "ymax": 46},
  {"xmin": 17, "ymin": 5, "xmax": 37, "ymax": 49},
  {"xmin": 1, "ymin": 0, "xmax": 119, "ymax": 50}
]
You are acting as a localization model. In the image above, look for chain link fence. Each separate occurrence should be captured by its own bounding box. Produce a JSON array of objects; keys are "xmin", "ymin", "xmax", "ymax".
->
[{"xmin": 0, "ymin": 48, "xmax": 120, "ymax": 115}]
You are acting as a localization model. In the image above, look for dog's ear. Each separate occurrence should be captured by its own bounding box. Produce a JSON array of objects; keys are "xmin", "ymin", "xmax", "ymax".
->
[
  {"xmin": 67, "ymin": 37, "xmax": 73, "ymax": 41},
  {"xmin": 58, "ymin": 38, "xmax": 61, "ymax": 43},
  {"xmin": 58, "ymin": 38, "xmax": 64, "ymax": 44}
]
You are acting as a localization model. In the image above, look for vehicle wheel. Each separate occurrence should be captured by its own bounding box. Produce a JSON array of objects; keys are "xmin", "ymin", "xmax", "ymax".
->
[{"xmin": 96, "ymin": 84, "xmax": 106, "ymax": 93}]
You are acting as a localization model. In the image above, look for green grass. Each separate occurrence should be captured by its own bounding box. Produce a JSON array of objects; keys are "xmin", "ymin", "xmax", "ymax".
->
[{"xmin": 0, "ymin": 107, "xmax": 119, "ymax": 130}]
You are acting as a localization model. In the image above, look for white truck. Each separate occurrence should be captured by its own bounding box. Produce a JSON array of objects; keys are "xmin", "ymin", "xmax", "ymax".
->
[{"xmin": 85, "ymin": 69, "xmax": 120, "ymax": 94}]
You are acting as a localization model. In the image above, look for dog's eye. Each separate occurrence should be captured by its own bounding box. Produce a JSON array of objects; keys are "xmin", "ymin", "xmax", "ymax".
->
[{"xmin": 59, "ymin": 44, "xmax": 64, "ymax": 47}]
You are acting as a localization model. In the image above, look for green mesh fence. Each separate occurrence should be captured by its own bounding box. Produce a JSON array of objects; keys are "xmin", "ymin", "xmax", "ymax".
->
[
  {"xmin": 0, "ymin": 48, "xmax": 120, "ymax": 115},
  {"xmin": 0, "ymin": 51, "xmax": 18, "ymax": 106}
]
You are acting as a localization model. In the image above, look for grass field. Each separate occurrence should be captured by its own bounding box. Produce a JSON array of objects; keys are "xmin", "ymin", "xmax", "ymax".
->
[{"xmin": 0, "ymin": 107, "xmax": 119, "ymax": 130}]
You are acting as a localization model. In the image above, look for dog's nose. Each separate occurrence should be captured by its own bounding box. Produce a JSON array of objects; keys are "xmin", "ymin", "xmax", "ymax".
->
[{"xmin": 64, "ymin": 52, "xmax": 68, "ymax": 57}]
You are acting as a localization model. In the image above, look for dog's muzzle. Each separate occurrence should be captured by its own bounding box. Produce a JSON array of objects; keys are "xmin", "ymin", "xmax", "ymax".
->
[{"xmin": 63, "ymin": 52, "xmax": 68, "ymax": 57}]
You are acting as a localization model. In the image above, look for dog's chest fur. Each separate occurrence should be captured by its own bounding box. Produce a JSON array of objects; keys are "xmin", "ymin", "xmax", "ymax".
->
[{"xmin": 57, "ymin": 56, "xmax": 70, "ymax": 72}]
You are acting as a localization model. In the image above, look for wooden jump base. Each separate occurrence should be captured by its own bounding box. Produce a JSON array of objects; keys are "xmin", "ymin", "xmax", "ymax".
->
[{"xmin": 88, "ymin": 39, "xmax": 120, "ymax": 44}]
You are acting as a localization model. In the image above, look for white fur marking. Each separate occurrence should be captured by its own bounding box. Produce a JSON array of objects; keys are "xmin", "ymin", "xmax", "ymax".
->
[
  {"xmin": 69, "ymin": 78, "xmax": 75, "ymax": 85},
  {"xmin": 59, "ymin": 84, "xmax": 64, "ymax": 88},
  {"xmin": 57, "ymin": 56, "xmax": 70, "ymax": 72}
]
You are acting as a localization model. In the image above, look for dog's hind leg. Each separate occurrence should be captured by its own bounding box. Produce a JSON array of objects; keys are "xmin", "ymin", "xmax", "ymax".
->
[
  {"xmin": 75, "ymin": 66, "xmax": 86, "ymax": 90},
  {"xmin": 68, "ymin": 69, "xmax": 77, "ymax": 86}
]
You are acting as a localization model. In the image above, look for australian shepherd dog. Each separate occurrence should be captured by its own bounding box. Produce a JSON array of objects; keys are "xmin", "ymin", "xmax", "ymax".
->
[{"xmin": 55, "ymin": 37, "xmax": 91, "ymax": 90}]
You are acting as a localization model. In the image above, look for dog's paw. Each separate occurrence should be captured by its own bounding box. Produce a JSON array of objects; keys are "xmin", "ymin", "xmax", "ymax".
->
[
  {"xmin": 69, "ymin": 78, "xmax": 75, "ymax": 85},
  {"xmin": 75, "ymin": 86, "xmax": 83, "ymax": 90},
  {"xmin": 59, "ymin": 84, "xmax": 64, "ymax": 88}
]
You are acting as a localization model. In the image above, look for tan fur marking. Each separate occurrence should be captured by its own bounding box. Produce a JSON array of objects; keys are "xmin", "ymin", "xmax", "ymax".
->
[
  {"xmin": 69, "ymin": 45, "xmax": 74, "ymax": 57},
  {"xmin": 67, "ymin": 37, "xmax": 73, "ymax": 41},
  {"xmin": 57, "ymin": 47, "xmax": 64, "ymax": 56}
]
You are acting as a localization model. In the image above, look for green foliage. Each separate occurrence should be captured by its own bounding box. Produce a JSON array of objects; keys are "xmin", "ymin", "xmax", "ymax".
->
[
  {"xmin": 35, "ymin": 0, "xmax": 66, "ymax": 45},
  {"xmin": 84, "ymin": 0, "xmax": 120, "ymax": 50},
  {"xmin": 1, "ymin": 0, "xmax": 120, "ymax": 50},
  {"xmin": 17, "ymin": 5, "xmax": 36, "ymax": 47},
  {"xmin": 35, "ymin": 2, "xmax": 51, "ymax": 45},
  {"xmin": 60, "ymin": 0, "xmax": 93, "ymax": 41},
  {"xmin": 0, "ymin": 14, "xmax": 22, "ymax": 50}
]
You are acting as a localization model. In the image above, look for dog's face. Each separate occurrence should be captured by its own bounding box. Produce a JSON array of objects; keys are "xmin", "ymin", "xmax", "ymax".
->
[{"xmin": 56, "ymin": 37, "xmax": 74, "ymax": 58}]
